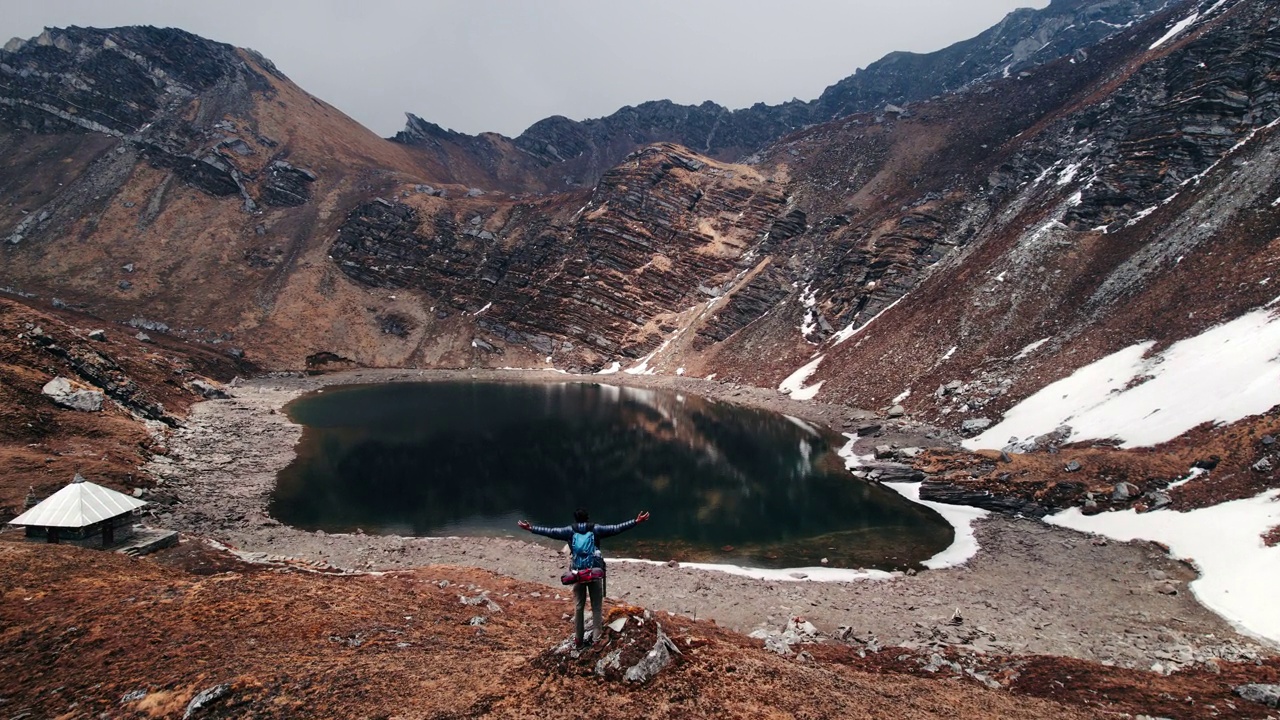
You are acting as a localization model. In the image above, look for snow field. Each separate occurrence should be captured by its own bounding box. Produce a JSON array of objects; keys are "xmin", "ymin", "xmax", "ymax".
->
[
  {"xmin": 1048, "ymin": 491, "xmax": 1280, "ymax": 644},
  {"xmin": 967, "ymin": 301, "xmax": 1280, "ymax": 450}
]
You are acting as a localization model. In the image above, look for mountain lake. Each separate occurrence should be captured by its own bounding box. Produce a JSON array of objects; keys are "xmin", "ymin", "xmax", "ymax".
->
[{"xmin": 270, "ymin": 381, "xmax": 953, "ymax": 570}]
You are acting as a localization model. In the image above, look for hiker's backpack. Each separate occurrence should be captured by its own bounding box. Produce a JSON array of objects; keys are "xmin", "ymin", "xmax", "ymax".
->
[{"xmin": 570, "ymin": 526, "xmax": 599, "ymax": 570}]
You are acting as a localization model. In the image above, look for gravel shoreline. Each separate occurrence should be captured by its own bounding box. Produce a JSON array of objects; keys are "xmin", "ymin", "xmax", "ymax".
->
[{"xmin": 147, "ymin": 369, "xmax": 1275, "ymax": 670}]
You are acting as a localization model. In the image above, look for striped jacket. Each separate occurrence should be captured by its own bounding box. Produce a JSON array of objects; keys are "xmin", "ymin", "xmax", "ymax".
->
[{"xmin": 527, "ymin": 519, "xmax": 639, "ymax": 571}]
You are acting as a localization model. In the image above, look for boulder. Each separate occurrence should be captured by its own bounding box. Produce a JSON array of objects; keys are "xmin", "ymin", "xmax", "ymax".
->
[
  {"xmin": 1193, "ymin": 456, "xmax": 1220, "ymax": 470},
  {"xmin": 864, "ymin": 463, "xmax": 926, "ymax": 482},
  {"xmin": 623, "ymin": 624, "xmax": 681, "ymax": 682},
  {"xmin": 183, "ymin": 683, "xmax": 230, "ymax": 719},
  {"xmin": 42, "ymin": 377, "xmax": 104, "ymax": 412},
  {"xmin": 960, "ymin": 418, "xmax": 991, "ymax": 435},
  {"xmin": 190, "ymin": 379, "xmax": 230, "ymax": 399},
  {"xmin": 1111, "ymin": 481, "xmax": 1139, "ymax": 500},
  {"xmin": 88, "ymin": 329, "xmax": 107, "ymax": 341},
  {"xmin": 887, "ymin": 405, "xmax": 906, "ymax": 418},
  {"xmin": 1235, "ymin": 684, "xmax": 1280, "ymax": 708}
]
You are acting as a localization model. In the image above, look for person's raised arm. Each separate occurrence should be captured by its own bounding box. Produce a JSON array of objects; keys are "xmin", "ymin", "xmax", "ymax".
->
[
  {"xmin": 519, "ymin": 521, "xmax": 574, "ymax": 540},
  {"xmin": 594, "ymin": 511, "xmax": 650, "ymax": 537}
]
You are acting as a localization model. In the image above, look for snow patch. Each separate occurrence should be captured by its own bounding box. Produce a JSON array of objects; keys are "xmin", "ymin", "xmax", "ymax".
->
[
  {"xmin": 1125, "ymin": 205, "xmax": 1158, "ymax": 226},
  {"xmin": 837, "ymin": 437, "xmax": 988, "ymax": 569},
  {"xmin": 1149, "ymin": 12, "xmax": 1199, "ymax": 50},
  {"xmin": 967, "ymin": 302, "xmax": 1280, "ymax": 450},
  {"xmin": 624, "ymin": 338, "xmax": 673, "ymax": 375},
  {"xmin": 838, "ymin": 433, "xmax": 876, "ymax": 469},
  {"xmin": 833, "ymin": 292, "xmax": 909, "ymax": 345},
  {"xmin": 1167, "ymin": 466, "xmax": 1208, "ymax": 490},
  {"xmin": 1022, "ymin": 219, "xmax": 1067, "ymax": 247},
  {"xmin": 892, "ymin": 388, "xmax": 911, "ymax": 404},
  {"xmin": 1014, "ymin": 338, "xmax": 1050, "ymax": 360},
  {"xmin": 783, "ymin": 414, "xmax": 820, "ymax": 436},
  {"xmin": 778, "ymin": 355, "xmax": 824, "ymax": 401},
  {"xmin": 1056, "ymin": 162, "xmax": 1083, "ymax": 185},
  {"xmin": 885, "ymin": 482, "xmax": 989, "ymax": 569},
  {"xmin": 613, "ymin": 557, "xmax": 894, "ymax": 582},
  {"xmin": 800, "ymin": 284, "xmax": 819, "ymax": 338},
  {"xmin": 941, "ymin": 346, "xmax": 957, "ymax": 362},
  {"xmin": 1048, "ymin": 491, "xmax": 1280, "ymax": 644},
  {"xmin": 596, "ymin": 362, "xmax": 621, "ymax": 375}
]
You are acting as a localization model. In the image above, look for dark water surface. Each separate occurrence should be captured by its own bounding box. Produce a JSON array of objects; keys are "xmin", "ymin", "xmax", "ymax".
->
[{"xmin": 270, "ymin": 381, "xmax": 953, "ymax": 570}]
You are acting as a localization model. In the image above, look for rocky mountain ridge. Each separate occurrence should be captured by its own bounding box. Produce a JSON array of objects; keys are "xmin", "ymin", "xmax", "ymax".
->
[{"xmin": 392, "ymin": 0, "xmax": 1178, "ymax": 189}]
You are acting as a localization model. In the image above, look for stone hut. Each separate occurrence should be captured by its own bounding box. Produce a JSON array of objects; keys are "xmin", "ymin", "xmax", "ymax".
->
[{"xmin": 7, "ymin": 474, "xmax": 147, "ymax": 548}]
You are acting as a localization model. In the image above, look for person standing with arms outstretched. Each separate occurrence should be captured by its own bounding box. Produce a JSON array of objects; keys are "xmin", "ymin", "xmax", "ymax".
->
[{"xmin": 518, "ymin": 508, "xmax": 650, "ymax": 646}]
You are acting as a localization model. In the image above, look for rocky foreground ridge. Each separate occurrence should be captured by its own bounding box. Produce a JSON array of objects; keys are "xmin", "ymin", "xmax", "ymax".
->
[{"xmin": 9, "ymin": 539, "xmax": 1276, "ymax": 720}]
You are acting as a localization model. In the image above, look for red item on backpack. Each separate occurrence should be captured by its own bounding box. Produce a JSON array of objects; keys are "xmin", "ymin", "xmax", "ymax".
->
[{"xmin": 560, "ymin": 567, "xmax": 604, "ymax": 585}]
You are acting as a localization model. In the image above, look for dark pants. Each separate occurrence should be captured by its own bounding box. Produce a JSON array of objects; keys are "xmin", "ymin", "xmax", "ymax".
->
[{"xmin": 573, "ymin": 578, "xmax": 603, "ymax": 644}]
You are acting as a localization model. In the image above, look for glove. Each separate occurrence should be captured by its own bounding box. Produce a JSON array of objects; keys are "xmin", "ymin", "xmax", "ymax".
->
[
  {"xmin": 517, "ymin": 520, "xmax": 531, "ymax": 531},
  {"xmin": 636, "ymin": 511, "xmax": 650, "ymax": 523}
]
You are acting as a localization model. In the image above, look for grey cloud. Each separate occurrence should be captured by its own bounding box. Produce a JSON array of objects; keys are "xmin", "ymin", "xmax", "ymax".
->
[{"xmin": 1, "ymin": 0, "xmax": 1047, "ymax": 137}]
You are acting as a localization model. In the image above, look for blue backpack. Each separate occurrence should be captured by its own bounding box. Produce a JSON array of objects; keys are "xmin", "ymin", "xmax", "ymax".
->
[{"xmin": 570, "ymin": 526, "xmax": 599, "ymax": 570}]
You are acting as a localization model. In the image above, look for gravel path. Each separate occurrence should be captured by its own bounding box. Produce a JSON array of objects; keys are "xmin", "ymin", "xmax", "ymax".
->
[{"xmin": 147, "ymin": 369, "xmax": 1275, "ymax": 672}]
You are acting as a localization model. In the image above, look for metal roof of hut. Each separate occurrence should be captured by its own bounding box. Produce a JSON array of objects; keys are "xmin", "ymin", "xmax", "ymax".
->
[{"xmin": 7, "ymin": 475, "xmax": 147, "ymax": 528}]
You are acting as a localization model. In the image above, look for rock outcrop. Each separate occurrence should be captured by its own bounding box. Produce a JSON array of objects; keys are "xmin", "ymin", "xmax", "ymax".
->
[
  {"xmin": 330, "ymin": 144, "xmax": 788, "ymax": 365},
  {"xmin": 41, "ymin": 376, "xmax": 104, "ymax": 412}
]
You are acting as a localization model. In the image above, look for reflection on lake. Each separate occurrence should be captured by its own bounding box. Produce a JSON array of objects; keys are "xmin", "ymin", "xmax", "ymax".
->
[{"xmin": 270, "ymin": 381, "xmax": 953, "ymax": 570}]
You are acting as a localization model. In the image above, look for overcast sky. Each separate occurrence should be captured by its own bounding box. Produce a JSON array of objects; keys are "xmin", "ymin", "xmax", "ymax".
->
[{"xmin": 3, "ymin": 1, "xmax": 1049, "ymax": 138}]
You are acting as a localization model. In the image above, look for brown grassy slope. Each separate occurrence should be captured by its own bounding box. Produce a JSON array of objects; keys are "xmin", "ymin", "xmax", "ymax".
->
[
  {"xmin": 0, "ymin": 539, "xmax": 1103, "ymax": 720},
  {"xmin": 0, "ymin": 47, "xmax": 503, "ymax": 369},
  {"xmin": 0, "ymin": 296, "xmax": 245, "ymax": 518}
]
